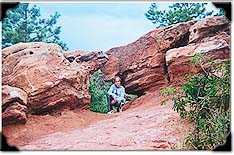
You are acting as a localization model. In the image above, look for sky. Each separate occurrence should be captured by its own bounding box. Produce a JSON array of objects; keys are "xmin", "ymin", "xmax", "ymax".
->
[{"xmin": 28, "ymin": 2, "xmax": 220, "ymax": 52}]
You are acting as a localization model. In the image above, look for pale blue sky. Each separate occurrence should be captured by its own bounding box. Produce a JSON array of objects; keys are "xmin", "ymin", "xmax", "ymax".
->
[{"xmin": 29, "ymin": 2, "xmax": 219, "ymax": 51}]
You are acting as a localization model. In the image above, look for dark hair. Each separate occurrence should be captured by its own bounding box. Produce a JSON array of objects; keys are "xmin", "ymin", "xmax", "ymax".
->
[{"xmin": 113, "ymin": 76, "xmax": 121, "ymax": 83}]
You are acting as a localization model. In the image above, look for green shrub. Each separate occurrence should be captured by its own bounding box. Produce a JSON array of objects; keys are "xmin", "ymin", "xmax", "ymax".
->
[
  {"xmin": 161, "ymin": 54, "xmax": 230, "ymax": 150},
  {"xmin": 89, "ymin": 70, "xmax": 112, "ymax": 113}
]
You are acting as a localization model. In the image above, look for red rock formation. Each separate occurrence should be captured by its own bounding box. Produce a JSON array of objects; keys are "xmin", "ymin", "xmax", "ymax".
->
[
  {"xmin": 2, "ymin": 42, "xmax": 108, "ymax": 116},
  {"xmin": 166, "ymin": 39, "xmax": 230, "ymax": 84},
  {"xmin": 101, "ymin": 20, "xmax": 196, "ymax": 95},
  {"xmin": 101, "ymin": 16, "xmax": 230, "ymax": 94}
]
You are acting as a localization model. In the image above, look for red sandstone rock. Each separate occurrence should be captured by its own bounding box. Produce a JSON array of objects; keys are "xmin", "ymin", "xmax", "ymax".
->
[
  {"xmin": 2, "ymin": 85, "xmax": 28, "ymax": 110},
  {"xmin": 2, "ymin": 102, "xmax": 27, "ymax": 126},
  {"xmin": 152, "ymin": 20, "xmax": 196, "ymax": 52},
  {"xmin": 189, "ymin": 16, "xmax": 230, "ymax": 44},
  {"xmin": 166, "ymin": 35, "xmax": 230, "ymax": 84},
  {"xmin": 2, "ymin": 42, "xmax": 108, "ymax": 115},
  {"xmin": 63, "ymin": 50, "xmax": 108, "ymax": 74},
  {"xmin": 102, "ymin": 16, "xmax": 230, "ymax": 95},
  {"xmin": 2, "ymin": 85, "xmax": 28, "ymax": 126},
  {"xmin": 101, "ymin": 21, "xmax": 196, "ymax": 95}
]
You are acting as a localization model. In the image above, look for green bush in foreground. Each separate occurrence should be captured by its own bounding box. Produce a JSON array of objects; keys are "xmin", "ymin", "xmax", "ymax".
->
[{"xmin": 161, "ymin": 53, "xmax": 230, "ymax": 150}]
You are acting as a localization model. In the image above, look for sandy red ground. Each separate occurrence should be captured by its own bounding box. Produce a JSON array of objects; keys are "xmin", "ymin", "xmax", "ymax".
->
[{"xmin": 2, "ymin": 91, "xmax": 194, "ymax": 150}]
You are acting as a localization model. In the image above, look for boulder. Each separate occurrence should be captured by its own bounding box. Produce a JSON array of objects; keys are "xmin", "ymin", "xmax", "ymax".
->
[
  {"xmin": 2, "ymin": 42, "xmax": 108, "ymax": 114},
  {"xmin": 166, "ymin": 34, "xmax": 230, "ymax": 84},
  {"xmin": 189, "ymin": 16, "xmax": 230, "ymax": 44},
  {"xmin": 63, "ymin": 50, "xmax": 108, "ymax": 74},
  {"xmin": 152, "ymin": 20, "xmax": 196, "ymax": 51},
  {"xmin": 2, "ymin": 85, "xmax": 28, "ymax": 126},
  {"xmin": 2, "ymin": 85, "xmax": 28, "ymax": 110},
  {"xmin": 2, "ymin": 102, "xmax": 27, "ymax": 126}
]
